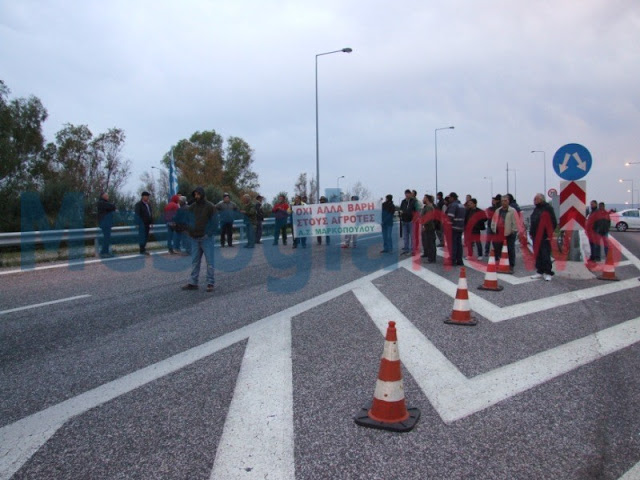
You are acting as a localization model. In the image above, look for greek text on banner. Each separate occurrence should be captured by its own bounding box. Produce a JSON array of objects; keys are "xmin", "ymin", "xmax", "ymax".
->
[{"xmin": 291, "ymin": 201, "xmax": 382, "ymax": 238}]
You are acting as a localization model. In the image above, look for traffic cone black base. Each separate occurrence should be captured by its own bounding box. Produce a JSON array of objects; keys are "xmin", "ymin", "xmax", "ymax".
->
[
  {"xmin": 354, "ymin": 405, "xmax": 421, "ymax": 432},
  {"xmin": 478, "ymin": 285, "xmax": 503, "ymax": 291},
  {"xmin": 444, "ymin": 316, "xmax": 478, "ymax": 326}
]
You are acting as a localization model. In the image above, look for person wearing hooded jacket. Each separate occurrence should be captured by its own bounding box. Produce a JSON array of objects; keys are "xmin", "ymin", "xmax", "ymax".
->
[
  {"xmin": 182, "ymin": 187, "xmax": 217, "ymax": 292},
  {"xmin": 164, "ymin": 194, "xmax": 181, "ymax": 254}
]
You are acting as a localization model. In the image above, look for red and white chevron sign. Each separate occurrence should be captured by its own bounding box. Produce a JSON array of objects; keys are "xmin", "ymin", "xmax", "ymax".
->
[{"xmin": 559, "ymin": 180, "xmax": 586, "ymax": 230}]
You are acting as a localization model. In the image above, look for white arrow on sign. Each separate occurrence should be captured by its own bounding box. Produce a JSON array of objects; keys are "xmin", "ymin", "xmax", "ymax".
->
[{"xmin": 559, "ymin": 152, "xmax": 587, "ymax": 173}]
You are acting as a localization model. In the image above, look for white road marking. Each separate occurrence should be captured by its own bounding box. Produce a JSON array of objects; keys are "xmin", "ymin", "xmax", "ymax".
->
[
  {"xmin": 620, "ymin": 460, "xmax": 640, "ymax": 480},
  {"xmin": 352, "ymin": 282, "xmax": 640, "ymax": 424},
  {"xmin": 210, "ymin": 316, "xmax": 294, "ymax": 479},
  {"xmin": 0, "ymin": 262, "xmax": 400, "ymax": 480},
  {"xmin": 0, "ymin": 295, "xmax": 91, "ymax": 316},
  {"xmin": 1, "ymin": 247, "xmax": 638, "ymax": 478},
  {"xmin": 0, "ymin": 254, "xmax": 144, "ymax": 276},
  {"xmin": 405, "ymin": 265, "xmax": 640, "ymax": 323}
]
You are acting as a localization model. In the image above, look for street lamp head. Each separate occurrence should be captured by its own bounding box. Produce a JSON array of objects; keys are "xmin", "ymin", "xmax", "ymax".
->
[
  {"xmin": 342, "ymin": 48, "xmax": 353, "ymax": 53},
  {"xmin": 449, "ymin": 126, "xmax": 455, "ymax": 129}
]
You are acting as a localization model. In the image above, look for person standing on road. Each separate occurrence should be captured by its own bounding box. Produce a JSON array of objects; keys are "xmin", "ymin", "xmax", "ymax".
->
[
  {"xmin": 586, "ymin": 199, "xmax": 601, "ymax": 262},
  {"xmin": 381, "ymin": 194, "xmax": 395, "ymax": 253},
  {"xmin": 216, "ymin": 193, "xmax": 238, "ymax": 247},
  {"xmin": 421, "ymin": 194, "xmax": 437, "ymax": 262},
  {"xmin": 594, "ymin": 202, "xmax": 611, "ymax": 260},
  {"xmin": 134, "ymin": 191, "xmax": 153, "ymax": 255},
  {"xmin": 317, "ymin": 196, "xmax": 331, "ymax": 245},
  {"xmin": 182, "ymin": 187, "xmax": 216, "ymax": 292},
  {"xmin": 399, "ymin": 189, "xmax": 419, "ymax": 254},
  {"xmin": 241, "ymin": 193, "xmax": 257, "ymax": 248},
  {"xmin": 446, "ymin": 192, "xmax": 466, "ymax": 266},
  {"xmin": 491, "ymin": 195, "xmax": 519, "ymax": 273},
  {"xmin": 289, "ymin": 195, "xmax": 307, "ymax": 249},
  {"xmin": 529, "ymin": 193, "xmax": 558, "ymax": 281},
  {"xmin": 174, "ymin": 196, "xmax": 191, "ymax": 255},
  {"xmin": 435, "ymin": 191, "xmax": 445, "ymax": 247},
  {"xmin": 255, "ymin": 195, "xmax": 265, "ymax": 244},
  {"xmin": 342, "ymin": 195, "xmax": 359, "ymax": 248},
  {"xmin": 484, "ymin": 194, "xmax": 501, "ymax": 257},
  {"xmin": 464, "ymin": 198, "xmax": 486, "ymax": 260},
  {"xmin": 272, "ymin": 195, "xmax": 289, "ymax": 246},
  {"xmin": 97, "ymin": 192, "xmax": 116, "ymax": 258},
  {"xmin": 164, "ymin": 194, "xmax": 180, "ymax": 254}
]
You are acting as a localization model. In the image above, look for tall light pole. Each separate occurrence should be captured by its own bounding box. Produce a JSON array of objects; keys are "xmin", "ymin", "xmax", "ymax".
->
[
  {"xmin": 531, "ymin": 150, "xmax": 546, "ymax": 197},
  {"xmin": 337, "ymin": 175, "xmax": 345, "ymax": 189},
  {"xmin": 316, "ymin": 47, "xmax": 352, "ymax": 203},
  {"xmin": 434, "ymin": 126, "xmax": 454, "ymax": 194},
  {"xmin": 483, "ymin": 176, "xmax": 493, "ymax": 198},
  {"xmin": 620, "ymin": 179, "xmax": 635, "ymax": 208}
]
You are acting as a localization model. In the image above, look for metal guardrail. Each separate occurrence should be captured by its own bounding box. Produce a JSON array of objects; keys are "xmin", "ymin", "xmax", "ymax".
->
[{"xmin": 0, "ymin": 218, "xmax": 278, "ymax": 250}]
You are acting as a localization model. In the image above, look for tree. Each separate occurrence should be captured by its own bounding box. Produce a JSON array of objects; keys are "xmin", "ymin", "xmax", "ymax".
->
[
  {"xmin": 345, "ymin": 181, "xmax": 372, "ymax": 201},
  {"xmin": 0, "ymin": 80, "xmax": 48, "ymax": 189},
  {"xmin": 293, "ymin": 173, "xmax": 318, "ymax": 203},
  {"xmin": 164, "ymin": 129, "xmax": 259, "ymax": 198}
]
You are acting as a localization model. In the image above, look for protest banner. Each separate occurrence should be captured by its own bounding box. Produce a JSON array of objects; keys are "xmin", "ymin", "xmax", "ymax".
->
[{"xmin": 291, "ymin": 200, "xmax": 382, "ymax": 238}]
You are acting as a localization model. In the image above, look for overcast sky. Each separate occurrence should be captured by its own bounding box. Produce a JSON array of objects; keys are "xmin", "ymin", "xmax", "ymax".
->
[{"xmin": 2, "ymin": 0, "xmax": 639, "ymax": 206}]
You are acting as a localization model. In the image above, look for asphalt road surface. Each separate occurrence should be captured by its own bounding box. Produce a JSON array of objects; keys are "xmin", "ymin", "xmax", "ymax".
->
[{"xmin": 1, "ymin": 230, "xmax": 639, "ymax": 479}]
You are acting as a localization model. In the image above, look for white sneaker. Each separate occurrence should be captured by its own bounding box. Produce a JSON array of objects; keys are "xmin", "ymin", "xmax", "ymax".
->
[
  {"xmin": 543, "ymin": 274, "xmax": 552, "ymax": 281},
  {"xmin": 530, "ymin": 273, "xmax": 543, "ymax": 279}
]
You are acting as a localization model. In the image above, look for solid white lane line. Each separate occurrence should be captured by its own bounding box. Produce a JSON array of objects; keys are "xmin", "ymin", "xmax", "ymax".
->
[
  {"xmin": 210, "ymin": 316, "xmax": 294, "ymax": 480},
  {"xmin": 353, "ymin": 282, "xmax": 640, "ymax": 424},
  {"xmin": 0, "ymin": 295, "xmax": 91, "ymax": 316},
  {"xmin": 0, "ymin": 254, "xmax": 144, "ymax": 276},
  {"xmin": 0, "ymin": 260, "xmax": 403, "ymax": 480}
]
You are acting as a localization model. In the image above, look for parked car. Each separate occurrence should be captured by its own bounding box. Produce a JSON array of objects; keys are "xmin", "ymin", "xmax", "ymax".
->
[{"xmin": 610, "ymin": 208, "xmax": 640, "ymax": 232}]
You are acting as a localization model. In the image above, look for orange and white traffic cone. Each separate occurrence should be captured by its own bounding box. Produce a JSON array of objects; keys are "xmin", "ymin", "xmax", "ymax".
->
[
  {"xmin": 497, "ymin": 242, "xmax": 512, "ymax": 274},
  {"xmin": 354, "ymin": 321, "xmax": 420, "ymax": 432},
  {"xmin": 445, "ymin": 267, "xmax": 478, "ymax": 326},
  {"xmin": 598, "ymin": 248, "xmax": 620, "ymax": 282},
  {"xmin": 478, "ymin": 248, "xmax": 503, "ymax": 291}
]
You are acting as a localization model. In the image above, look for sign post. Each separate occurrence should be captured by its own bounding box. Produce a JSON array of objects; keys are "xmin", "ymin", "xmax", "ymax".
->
[{"xmin": 553, "ymin": 143, "xmax": 592, "ymax": 261}]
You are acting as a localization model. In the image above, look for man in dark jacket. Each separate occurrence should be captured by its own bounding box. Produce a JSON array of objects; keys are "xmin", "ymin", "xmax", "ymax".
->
[
  {"xmin": 134, "ymin": 191, "xmax": 153, "ymax": 255},
  {"xmin": 421, "ymin": 194, "xmax": 437, "ymax": 262},
  {"xmin": 97, "ymin": 192, "xmax": 116, "ymax": 258},
  {"xmin": 272, "ymin": 195, "xmax": 289, "ymax": 245},
  {"xmin": 381, "ymin": 194, "xmax": 395, "ymax": 253},
  {"xmin": 446, "ymin": 192, "xmax": 466, "ymax": 266},
  {"xmin": 464, "ymin": 198, "xmax": 486, "ymax": 260},
  {"xmin": 399, "ymin": 189, "xmax": 418, "ymax": 254},
  {"xmin": 182, "ymin": 187, "xmax": 217, "ymax": 292},
  {"xmin": 216, "ymin": 193, "xmax": 238, "ymax": 247},
  {"xmin": 529, "ymin": 193, "xmax": 558, "ymax": 281}
]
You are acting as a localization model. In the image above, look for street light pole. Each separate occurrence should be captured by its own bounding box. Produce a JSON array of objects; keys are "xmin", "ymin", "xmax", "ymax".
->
[
  {"xmin": 531, "ymin": 150, "xmax": 546, "ymax": 196},
  {"xmin": 316, "ymin": 47, "xmax": 352, "ymax": 204},
  {"xmin": 337, "ymin": 175, "xmax": 345, "ymax": 189},
  {"xmin": 434, "ymin": 126, "xmax": 454, "ymax": 194}
]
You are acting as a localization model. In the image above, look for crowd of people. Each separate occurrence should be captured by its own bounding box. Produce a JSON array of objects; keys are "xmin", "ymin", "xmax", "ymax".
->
[{"xmin": 96, "ymin": 187, "xmax": 612, "ymax": 293}]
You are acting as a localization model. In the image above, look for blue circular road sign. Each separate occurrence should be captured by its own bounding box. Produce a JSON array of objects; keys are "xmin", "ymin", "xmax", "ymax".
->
[{"xmin": 552, "ymin": 143, "xmax": 592, "ymax": 181}]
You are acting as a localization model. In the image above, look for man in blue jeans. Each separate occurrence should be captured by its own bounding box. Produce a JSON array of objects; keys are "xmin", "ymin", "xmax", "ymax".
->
[{"xmin": 182, "ymin": 187, "xmax": 217, "ymax": 292}]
